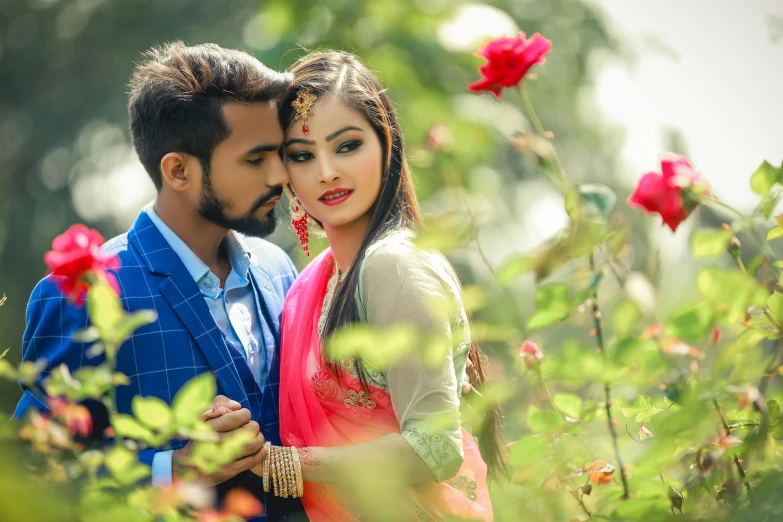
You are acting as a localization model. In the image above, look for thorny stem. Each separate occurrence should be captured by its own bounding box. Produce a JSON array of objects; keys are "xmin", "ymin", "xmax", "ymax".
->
[
  {"xmin": 712, "ymin": 396, "xmax": 752, "ymax": 496},
  {"xmin": 567, "ymin": 486, "xmax": 593, "ymax": 519},
  {"xmin": 589, "ymin": 253, "xmax": 631, "ymax": 500}
]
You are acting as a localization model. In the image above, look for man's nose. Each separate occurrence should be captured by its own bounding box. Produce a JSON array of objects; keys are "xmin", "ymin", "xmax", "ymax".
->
[{"xmin": 267, "ymin": 155, "xmax": 289, "ymax": 187}]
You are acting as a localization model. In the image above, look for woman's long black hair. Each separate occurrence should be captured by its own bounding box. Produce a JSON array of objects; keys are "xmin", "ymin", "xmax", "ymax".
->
[{"xmin": 278, "ymin": 51, "xmax": 506, "ymax": 478}]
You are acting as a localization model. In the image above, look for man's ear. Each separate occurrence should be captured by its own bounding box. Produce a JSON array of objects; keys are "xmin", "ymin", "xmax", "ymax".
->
[{"xmin": 160, "ymin": 153, "xmax": 192, "ymax": 192}]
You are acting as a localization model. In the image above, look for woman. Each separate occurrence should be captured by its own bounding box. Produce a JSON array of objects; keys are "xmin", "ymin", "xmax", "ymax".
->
[{"xmin": 257, "ymin": 51, "xmax": 504, "ymax": 522}]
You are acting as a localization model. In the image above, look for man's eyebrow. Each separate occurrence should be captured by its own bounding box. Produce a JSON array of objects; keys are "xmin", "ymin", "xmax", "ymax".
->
[{"xmin": 245, "ymin": 143, "xmax": 282, "ymax": 155}]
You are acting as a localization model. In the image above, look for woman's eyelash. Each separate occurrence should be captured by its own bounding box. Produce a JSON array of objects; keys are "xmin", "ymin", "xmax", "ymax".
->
[
  {"xmin": 337, "ymin": 140, "xmax": 362, "ymax": 153},
  {"xmin": 286, "ymin": 140, "xmax": 362, "ymax": 163},
  {"xmin": 288, "ymin": 151, "xmax": 313, "ymax": 163}
]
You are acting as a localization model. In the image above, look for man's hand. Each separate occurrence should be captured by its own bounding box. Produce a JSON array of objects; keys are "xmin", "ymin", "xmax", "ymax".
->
[{"xmin": 173, "ymin": 395, "xmax": 267, "ymax": 485}]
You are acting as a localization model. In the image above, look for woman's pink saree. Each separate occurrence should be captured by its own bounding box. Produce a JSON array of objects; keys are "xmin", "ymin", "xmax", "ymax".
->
[{"xmin": 279, "ymin": 249, "xmax": 493, "ymax": 521}]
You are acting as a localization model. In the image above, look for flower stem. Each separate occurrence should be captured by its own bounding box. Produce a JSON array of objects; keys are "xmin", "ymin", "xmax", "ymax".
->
[
  {"xmin": 105, "ymin": 344, "xmax": 121, "ymax": 446},
  {"xmin": 698, "ymin": 195, "xmax": 778, "ymax": 264},
  {"xmin": 517, "ymin": 85, "xmax": 569, "ymax": 192},
  {"xmin": 712, "ymin": 396, "xmax": 752, "ymax": 495},
  {"xmin": 589, "ymin": 253, "xmax": 631, "ymax": 500},
  {"xmin": 567, "ymin": 486, "xmax": 593, "ymax": 519}
]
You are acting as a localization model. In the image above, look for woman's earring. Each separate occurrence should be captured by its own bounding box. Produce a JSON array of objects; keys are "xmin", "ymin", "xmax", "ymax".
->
[{"xmin": 289, "ymin": 196, "xmax": 310, "ymax": 257}]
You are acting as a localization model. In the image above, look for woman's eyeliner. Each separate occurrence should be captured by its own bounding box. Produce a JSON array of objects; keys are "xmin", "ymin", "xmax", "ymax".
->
[{"xmin": 286, "ymin": 139, "xmax": 363, "ymax": 163}]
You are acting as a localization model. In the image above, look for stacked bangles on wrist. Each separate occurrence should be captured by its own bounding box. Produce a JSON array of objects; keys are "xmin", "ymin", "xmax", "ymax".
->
[{"xmin": 262, "ymin": 442, "xmax": 304, "ymax": 498}]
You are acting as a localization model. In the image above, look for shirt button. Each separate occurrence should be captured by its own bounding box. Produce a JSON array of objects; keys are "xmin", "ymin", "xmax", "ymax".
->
[{"xmin": 203, "ymin": 278, "xmax": 213, "ymax": 286}]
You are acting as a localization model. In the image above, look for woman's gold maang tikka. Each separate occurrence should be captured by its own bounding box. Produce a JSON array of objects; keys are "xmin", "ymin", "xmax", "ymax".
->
[{"xmin": 291, "ymin": 89, "xmax": 317, "ymax": 134}]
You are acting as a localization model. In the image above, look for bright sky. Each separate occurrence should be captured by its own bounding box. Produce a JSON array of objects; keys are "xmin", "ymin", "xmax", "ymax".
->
[{"xmin": 590, "ymin": 0, "xmax": 783, "ymax": 211}]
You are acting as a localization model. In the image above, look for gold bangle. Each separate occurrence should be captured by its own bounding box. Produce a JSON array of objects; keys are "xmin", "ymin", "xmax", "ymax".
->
[
  {"xmin": 271, "ymin": 445, "xmax": 280, "ymax": 497},
  {"xmin": 285, "ymin": 447, "xmax": 297, "ymax": 498},
  {"xmin": 280, "ymin": 448, "xmax": 291, "ymax": 498},
  {"xmin": 262, "ymin": 441, "xmax": 271, "ymax": 493},
  {"xmin": 286, "ymin": 446, "xmax": 298, "ymax": 498},
  {"xmin": 291, "ymin": 446, "xmax": 303, "ymax": 498}
]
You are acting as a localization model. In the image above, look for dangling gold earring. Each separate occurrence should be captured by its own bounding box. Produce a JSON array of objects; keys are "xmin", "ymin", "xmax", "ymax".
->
[{"xmin": 287, "ymin": 190, "xmax": 309, "ymax": 257}]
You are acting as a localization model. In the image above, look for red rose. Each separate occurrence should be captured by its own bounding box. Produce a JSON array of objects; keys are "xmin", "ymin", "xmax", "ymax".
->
[
  {"xmin": 628, "ymin": 154, "xmax": 707, "ymax": 232},
  {"xmin": 49, "ymin": 397, "xmax": 93, "ymax": 438},
  {"xmin": 44, "ymin": 224, "xmax": 120, "ymax": 304},
  {"xmin": 468, "ymin": 32, "xmax": 552, "ymax": 100}
]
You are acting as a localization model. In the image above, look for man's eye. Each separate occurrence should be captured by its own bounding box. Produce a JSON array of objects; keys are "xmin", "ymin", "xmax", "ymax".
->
[
  {"xmin": 247, "ymin": 157, "xmax": 264, "ymax": 165},
  {"xmin": 337, "ymin": 140, "xmax": 362, "ymax": 154},
  {"xmin": 288, "ymin": 151, "xmax": 314, "ymax": 163}
]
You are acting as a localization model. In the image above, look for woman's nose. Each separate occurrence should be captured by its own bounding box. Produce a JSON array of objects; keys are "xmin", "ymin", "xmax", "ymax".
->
[{"xmin": 317, "ymin": 156, "xmax": 340, "ymax": 183}]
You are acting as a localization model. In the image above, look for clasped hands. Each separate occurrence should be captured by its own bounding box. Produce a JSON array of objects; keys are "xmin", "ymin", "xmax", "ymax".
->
[{"xmin": 172, "ymin": 395, "xmax": 268, "ymax": 485}]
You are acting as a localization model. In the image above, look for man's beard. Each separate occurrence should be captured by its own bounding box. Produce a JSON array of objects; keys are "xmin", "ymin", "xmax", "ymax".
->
[{"xmin": 198, "ymin": 174, "xmax": 283, "ymax": 238}]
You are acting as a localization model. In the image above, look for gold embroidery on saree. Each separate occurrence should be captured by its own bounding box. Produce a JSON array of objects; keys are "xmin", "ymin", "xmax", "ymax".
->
[
  {"xmin": 343, "ymin": 390, "xmax": 377, "ymax": 418},
  {"xmin": 311, "ymin": 369, "xmax": 339, "ymax": 401}
]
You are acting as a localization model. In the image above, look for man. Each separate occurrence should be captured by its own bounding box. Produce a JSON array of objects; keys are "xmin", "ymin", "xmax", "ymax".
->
[{"xmin": 14, "ymin": 42, "xmax": 304, "ymax": 521}]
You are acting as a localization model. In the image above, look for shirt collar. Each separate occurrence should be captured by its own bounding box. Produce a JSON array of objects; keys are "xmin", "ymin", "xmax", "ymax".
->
[{"xmin": 144, "ymin": 203, "xmax": 251, "ymax": 296}]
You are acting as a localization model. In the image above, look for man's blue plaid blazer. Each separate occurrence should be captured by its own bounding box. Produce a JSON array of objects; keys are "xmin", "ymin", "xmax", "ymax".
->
[{"xmin": 14, "ymin": 211, "xmax": 302, "ymax": 521}]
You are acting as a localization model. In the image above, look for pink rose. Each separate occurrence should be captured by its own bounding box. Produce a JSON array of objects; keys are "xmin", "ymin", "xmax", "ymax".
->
[{"xmin": 520, "ymin": 340, "xmax": 544, "ymax": 368}]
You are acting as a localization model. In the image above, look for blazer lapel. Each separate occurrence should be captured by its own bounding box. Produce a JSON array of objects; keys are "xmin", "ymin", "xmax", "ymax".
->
[
  {"xmin": 129, "ymin": 212, "xmax": 248, "ymax": 407},
  {"xmin": 248, "ymin": 267, "xmax": 281, "ymax": 374}
]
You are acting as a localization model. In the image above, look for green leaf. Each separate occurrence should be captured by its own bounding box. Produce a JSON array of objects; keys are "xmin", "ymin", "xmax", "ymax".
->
[
  {"xmin": 577, "ymin": 183, "xmax": 617, "ymax": 221},
  {"xmin": 0, "ymin": 359, "xmax": 15, "ymax": 380},
  {"xmin": 691, "ymin": 228, "xmax": 733, "ymax": 258},
  {"xmin": 172, "ymin": 372, "xmax": 216, "ymax": 426},
  {"xmin": 132, "ymin": 395, "xmax": 172, "ymax": 430},
  {"xmin": 72, "ymin": 326, "xmax": 101, "ymax": 343},
  {"xmin": 552, "ymin": 393, "xmax": 583, "ymax": 419},
  {"xmin": 697, "ymin": 266, "xmax": 769, "ymax": 322},
  {"xmin": 497, "ymin": 255, "xmax": 530, "ymax": 286},
  {"xmin": 526, "ymin": 404, "xmax": 565, "ymax": 433},
  {"xmin": 0, "ymin": 347, "xmax": 9, "ymax": 360},
  {"xmin": 665, "ymin": 303, "xmax": 716, "ymax": 343},
  {"xmin": 750, "ymin": 160, "xmax": 782, "ymax": 195},
  {"xmin": 610, "ymin": 299, "xmax": 642, "ymax": 338},
  {"xmin": 636, "ymin": 408, "xmax": 664, "ymax": 422},
  {"xmin": 87, "ymin": 280, "xmax": 125, "ymax": 337},
  {"xmin": 110, "ymin": 310, "xmax": 157, "ymax": 345},
  {"xmin": 527, "ymin": 283, "xmax": 572, "ymax": 330},
  {"xmin": 104, "ymin": 446, "xmax": 137, "ymax": 478},
  {"xmin": 764, "ymin": 194, "xmax": 782, "ymax": 220},
  {"xmin": 508, "ymin": 435, "xmax": 550, "ymax": 468},
  {"xmin": 731, "ymin": 328, "xmax": 769, "ymax": 353},
  {"xmin": 768, "ymin": 399, "xmax": 780, "ymax": 420},
  {"xmin": 112, "ymin": 414, "xmax": 155, "ymax": 444},
  {"xmin": 612, "ymin": 498, "xmax": 663, "ymax": 519},
  {"xmin": 768, "ymin": 292, "xmax": 783, "ymax": 320},
  {"xmin": 216, "ymin": 429, "xmax": 256, "ymax": 463},
  {"xmin": 620, "ymin": 395, "xmax": 654, "ymax": 418},
  {"xmin": 768, "ymin": 225, "xmax": 783, "ymax": 242}
]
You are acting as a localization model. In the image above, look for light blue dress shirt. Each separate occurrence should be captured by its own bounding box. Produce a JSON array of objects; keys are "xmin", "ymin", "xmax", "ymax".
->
[{"xmin": 144, "ymin": 204, "xmax": 267, "ymax": 485}]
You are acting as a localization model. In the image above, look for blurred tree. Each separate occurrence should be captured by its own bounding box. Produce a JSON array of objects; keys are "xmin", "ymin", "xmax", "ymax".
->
[{"xmin": 0, "ymin": 0, "xmax": 620, "ymax": 414}]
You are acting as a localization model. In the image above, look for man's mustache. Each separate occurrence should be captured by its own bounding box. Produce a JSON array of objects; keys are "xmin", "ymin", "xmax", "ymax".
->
[{"xmin": 250, "ymin": 186, "xmax": 284, "ymax": 214}]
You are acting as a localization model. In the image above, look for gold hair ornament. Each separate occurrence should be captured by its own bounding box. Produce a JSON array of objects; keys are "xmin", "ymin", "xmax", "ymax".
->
[{"xmin": 291, "ymin": 89, "xmax": 317, "ymax": 134}]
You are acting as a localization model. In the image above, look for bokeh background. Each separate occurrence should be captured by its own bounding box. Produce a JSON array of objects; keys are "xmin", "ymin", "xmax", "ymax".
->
[{"xmin": 1, "ymin": 0, "xmax": 782, "ymax": 435}]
